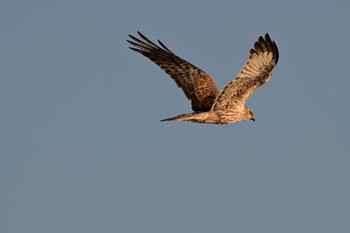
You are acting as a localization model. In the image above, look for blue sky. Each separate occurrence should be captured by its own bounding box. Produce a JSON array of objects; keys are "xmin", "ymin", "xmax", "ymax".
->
[{"xmin": 1, "ymin": 0, "xmax": 350, "ymax": 232}]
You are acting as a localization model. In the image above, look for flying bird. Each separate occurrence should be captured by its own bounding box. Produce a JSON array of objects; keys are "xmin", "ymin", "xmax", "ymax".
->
[{"xmin": 127, "ymin": 32, "xmax": 279, "ymax": 125}]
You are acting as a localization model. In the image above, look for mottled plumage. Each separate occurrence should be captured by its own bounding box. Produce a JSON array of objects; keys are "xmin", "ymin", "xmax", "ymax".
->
[{"xmin": 127, "ymin": 32, "xmax": 279, "ymax": 125}]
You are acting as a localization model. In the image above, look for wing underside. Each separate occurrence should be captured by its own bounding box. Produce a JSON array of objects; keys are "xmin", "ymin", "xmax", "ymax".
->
[{"xmin": 211, "ymin": 33, "xmax": 279, "ymax": 111}]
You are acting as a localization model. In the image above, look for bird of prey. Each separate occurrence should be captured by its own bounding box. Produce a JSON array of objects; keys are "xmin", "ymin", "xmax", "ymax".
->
[{"xmin": 127, "ymin": 32, "xmax": 279, "ymax": 125}]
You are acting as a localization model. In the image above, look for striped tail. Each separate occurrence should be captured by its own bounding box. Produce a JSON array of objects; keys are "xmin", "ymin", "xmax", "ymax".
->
[{"xmin": 160, "ymin": 113, "xmax": 201, "ymax": 122}]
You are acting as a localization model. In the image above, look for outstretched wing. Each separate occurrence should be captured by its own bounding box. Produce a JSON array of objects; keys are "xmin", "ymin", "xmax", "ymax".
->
[
  {"xmin": 127, "ymin": 32, "xmax": 220, "ymax": 112},
  {"xmin": 211, "ymin": 33, "xmax": 279, "ymax": 111}
]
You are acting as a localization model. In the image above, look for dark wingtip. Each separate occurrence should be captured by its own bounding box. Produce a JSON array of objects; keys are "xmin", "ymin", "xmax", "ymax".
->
[
  {"xmin": 263, "ymin": 33, "xmax": 279, "ymax": 64},
  {"xmin": 264, "ymin": 33, "xmax": 271, "ymax": 42},
  {"xmin": 273, "ymin": 41, "xmax": 279, "ymax": 64},
  {"xmin": 128, "ymin": 34, "xmax": 138, "ymax": 41}
]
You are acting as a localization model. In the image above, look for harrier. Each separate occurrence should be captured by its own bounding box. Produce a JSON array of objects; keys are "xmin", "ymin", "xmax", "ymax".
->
[{"xmin": 127, "ymin": 32, "xmax": 279, "ymax": 125}]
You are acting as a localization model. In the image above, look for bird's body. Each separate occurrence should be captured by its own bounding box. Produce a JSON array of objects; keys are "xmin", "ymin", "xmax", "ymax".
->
[
  {"xmin": 127, "ymin": 32, "xmax": 279, "ymax": 125},
  {"xmin": 160, "ymin": 106, "xmax": 252, "ymax": 125}
]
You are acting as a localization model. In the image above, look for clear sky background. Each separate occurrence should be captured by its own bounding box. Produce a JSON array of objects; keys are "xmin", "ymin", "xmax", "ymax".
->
[{"xmin": 1, "ymin": 0, "xmax": 350, "ymax": 233}]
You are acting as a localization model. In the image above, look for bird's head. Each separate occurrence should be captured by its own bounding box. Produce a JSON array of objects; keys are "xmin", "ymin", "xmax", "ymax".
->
[{"xmin": 245, "ymin": 107, "xmax": 256, "ymax": 121}]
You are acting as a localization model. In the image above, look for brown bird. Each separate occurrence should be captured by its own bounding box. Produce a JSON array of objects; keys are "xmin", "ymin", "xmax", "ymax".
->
[{"xmin": 127, "ymin": 32, "xmax": 279, "ymax": 125}]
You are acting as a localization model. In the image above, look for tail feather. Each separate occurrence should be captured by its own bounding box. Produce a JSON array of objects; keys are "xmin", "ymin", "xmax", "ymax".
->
[{"xmin": 160, "ymin": 113, "xmax": 199, "ymax": 122}]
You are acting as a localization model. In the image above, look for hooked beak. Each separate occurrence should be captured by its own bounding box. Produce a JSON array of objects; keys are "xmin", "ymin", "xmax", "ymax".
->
[{"xmin": 250, "ymin": 117, "xmax": 256, "ymax": 121}]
